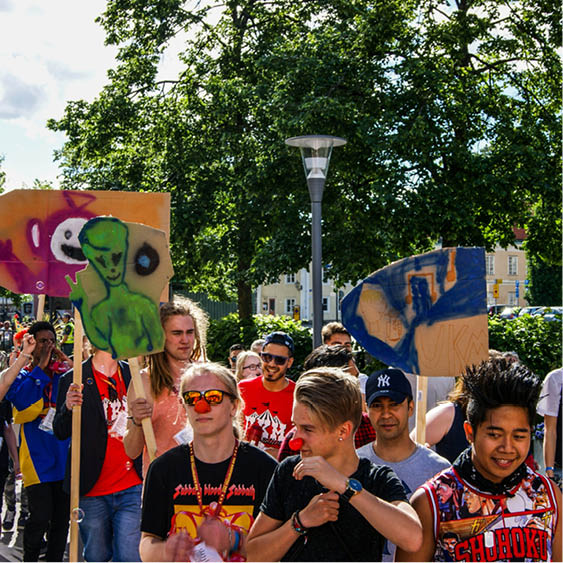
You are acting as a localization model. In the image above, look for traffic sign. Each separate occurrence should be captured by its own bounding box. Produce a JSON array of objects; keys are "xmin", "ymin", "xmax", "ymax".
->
[{"xmin": 493, "ymin": 284, "xmax": 499, "ymax": 299}]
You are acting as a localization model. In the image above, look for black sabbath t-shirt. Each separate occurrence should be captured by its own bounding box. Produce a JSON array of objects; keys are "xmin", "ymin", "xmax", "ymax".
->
[{"xmin": 141, "ymin": 442, "xmax": 277, "ymax": 539}]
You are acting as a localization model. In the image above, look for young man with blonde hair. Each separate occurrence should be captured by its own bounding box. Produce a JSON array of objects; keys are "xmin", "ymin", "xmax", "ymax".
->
[
  {"xmin": 246, "ymin": 368, "xmax": 423, "ymax": 561},
  {"xmin": 140, "ymin": 362, "xmax": 277, "ymax": 561},
  {"xmin": 124, "ymin": 296, "xmax": 208, "ymax": 474}
]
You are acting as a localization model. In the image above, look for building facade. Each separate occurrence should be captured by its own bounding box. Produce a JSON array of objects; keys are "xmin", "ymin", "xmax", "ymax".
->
[{"xmin": 257, "ymin": 240, "xmax": 529, "ymax": 322}]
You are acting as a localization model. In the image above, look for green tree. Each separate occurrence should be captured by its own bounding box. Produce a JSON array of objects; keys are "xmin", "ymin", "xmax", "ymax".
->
[{"xmin": 48, "ymin": 0, "xmax": 561, "ymax": 318}]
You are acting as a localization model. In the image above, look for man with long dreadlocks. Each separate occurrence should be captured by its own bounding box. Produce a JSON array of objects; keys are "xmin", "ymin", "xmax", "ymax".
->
[{"xmin": 396, "ymin": 358, "xmax": 562, "ymax": 562}]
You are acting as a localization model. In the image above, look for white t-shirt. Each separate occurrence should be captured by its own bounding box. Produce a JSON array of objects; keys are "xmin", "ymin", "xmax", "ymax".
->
[{"xmin": 537, "ymin": 368, "xmax": 563, "ymax": 417}]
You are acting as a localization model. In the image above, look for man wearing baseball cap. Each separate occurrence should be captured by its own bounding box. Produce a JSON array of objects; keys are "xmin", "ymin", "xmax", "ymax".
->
[
  {"xmin": 239, "ymin": 331, "xmax": 296, "ymax": 456},
  {"xmin": 357, "ymin": 367, "xmax": 450, "ymax": 562}
]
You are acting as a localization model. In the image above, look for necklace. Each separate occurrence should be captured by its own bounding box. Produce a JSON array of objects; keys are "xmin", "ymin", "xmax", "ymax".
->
[{"xmin": 189, "ymin": 440, "xmax": 239, "ymax": 514}]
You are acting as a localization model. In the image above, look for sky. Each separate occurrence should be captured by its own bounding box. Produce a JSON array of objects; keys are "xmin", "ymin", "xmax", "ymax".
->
[{"xmin": 0, "ymin": 0, "xmax": 117, "ymax": 190}]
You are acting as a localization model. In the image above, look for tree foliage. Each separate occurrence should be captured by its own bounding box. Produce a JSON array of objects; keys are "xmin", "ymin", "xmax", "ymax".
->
[
  {"xmin": 48, "ymin": 0, "xmax": 561, "ymax": 318},
  {"xmin": 206, "ymin": 312, "xmax": 312, "ymax": 378},
  {"xmin": 488, "ymin": 315, "xmax": 561, "ymax": 377}
]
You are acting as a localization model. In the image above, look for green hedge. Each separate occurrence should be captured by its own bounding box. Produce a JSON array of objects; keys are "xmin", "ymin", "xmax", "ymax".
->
[
  {"xmin": 206, "ymin": 312, "xmax": 561, "ymax": 381},
  {"xmin": 488, "ymin": 314, "xmax": 561, "ymax": 378},
  {"xmin": 206, "ymin": 313, "xmax": 312, "ymax": 378}
]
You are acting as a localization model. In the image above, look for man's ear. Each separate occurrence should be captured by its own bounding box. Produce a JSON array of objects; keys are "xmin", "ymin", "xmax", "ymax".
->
[
  {"xmin": 338, "ymin": 420, "xmax": 354, "ymax": 441},
  {"xmin": 463, "ymin": 420, "xmax": 474, "ymax": 443},
  {"xmin": 287, "ymin": 356, "xmax": 294, "ymax": 369},
  {"xmin": 407, "ymin": 399, "xmax": 415, "ymax": 417}
]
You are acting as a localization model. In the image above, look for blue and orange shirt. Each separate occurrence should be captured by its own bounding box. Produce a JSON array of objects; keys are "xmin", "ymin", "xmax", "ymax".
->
[{"xmin": 7, "ymin": 365, "xmax": 69, "ymax": 487}]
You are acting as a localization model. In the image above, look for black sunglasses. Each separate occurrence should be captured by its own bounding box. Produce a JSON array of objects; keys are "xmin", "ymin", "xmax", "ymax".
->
[
  {"xmin": 182, "ymin": 389, "xmax": 235, "ymax": 406},
  {"xmin": 260, "ymin": 352, "xmax": 289, "ymax": 366}
]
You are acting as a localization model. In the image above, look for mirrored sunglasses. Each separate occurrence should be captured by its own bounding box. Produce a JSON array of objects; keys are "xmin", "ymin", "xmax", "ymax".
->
[
  {"xmin": 260, "ymin": 352, "xmax": 289, "ymax": 366},
  {"xmin": 182, "ymin": 389, "xmax": 235, "ymax": 406}
]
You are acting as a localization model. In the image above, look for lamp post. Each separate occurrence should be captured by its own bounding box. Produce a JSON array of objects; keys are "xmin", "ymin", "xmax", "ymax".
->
[{"xmin": 285, "ymin": 135, "xmax": 347, "ymax": 348}]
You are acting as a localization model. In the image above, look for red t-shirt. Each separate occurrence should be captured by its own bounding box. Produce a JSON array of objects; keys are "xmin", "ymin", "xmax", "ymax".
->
[
  {"xmin": 238, "ymin": 376, "xmax": 295, "ymax": 451},
  {"xmin": 86, "ymin": 366, "xmax": 141, "ymax": 496}
]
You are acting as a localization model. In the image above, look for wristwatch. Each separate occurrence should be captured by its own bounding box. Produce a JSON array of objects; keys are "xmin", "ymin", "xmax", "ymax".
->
[{"xmin": 341, "ymin": 478, "xmax": 363, "ymax": 501}]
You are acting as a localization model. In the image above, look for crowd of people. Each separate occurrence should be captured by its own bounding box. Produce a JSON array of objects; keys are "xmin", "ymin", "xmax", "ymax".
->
[{"xmin": 0, "ymin": 301, "xmax": 560, "ymax": 562}]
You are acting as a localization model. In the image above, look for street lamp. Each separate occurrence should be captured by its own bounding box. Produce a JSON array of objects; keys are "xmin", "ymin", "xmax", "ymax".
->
[{"xmin": 285, "ymin": 134, "xmax": 347, "ymax": 348}]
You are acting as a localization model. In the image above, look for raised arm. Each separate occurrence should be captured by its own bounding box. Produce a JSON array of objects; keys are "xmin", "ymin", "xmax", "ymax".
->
[{"xmin": 0, "ymin": 333, "xmax": 35, "ymax": 401}]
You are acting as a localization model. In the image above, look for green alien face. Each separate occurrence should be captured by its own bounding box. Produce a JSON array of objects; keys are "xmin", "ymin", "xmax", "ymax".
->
[{"xmin": 80, "ymin": 218, "xmax": 128, "ymax": 287}]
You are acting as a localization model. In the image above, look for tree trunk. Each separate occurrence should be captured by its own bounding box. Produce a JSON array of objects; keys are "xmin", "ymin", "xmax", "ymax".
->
[{"xmin": 237, "ymin": 280, "xmax": 253, "ymax": 321}]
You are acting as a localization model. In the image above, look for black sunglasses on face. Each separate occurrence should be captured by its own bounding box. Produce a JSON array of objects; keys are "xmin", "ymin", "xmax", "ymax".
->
[
  {"xmin": 182, "ymin": 389, "xmax": 235, "ymax": 406},
  {"xmin": 260, "ymin": 352, "xmax": 289, "ymax": 366}
]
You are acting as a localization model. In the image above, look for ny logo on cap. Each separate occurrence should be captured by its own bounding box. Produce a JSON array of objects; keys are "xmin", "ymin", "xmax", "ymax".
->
[{"xmin": 378, "ymin": 374, "xmax": 390, "ymax": 387}]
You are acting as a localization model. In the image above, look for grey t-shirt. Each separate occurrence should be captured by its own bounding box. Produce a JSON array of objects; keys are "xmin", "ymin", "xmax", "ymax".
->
[{"xmin": 356, "ymin": 442, "xmax": 450, "ymax": 561}]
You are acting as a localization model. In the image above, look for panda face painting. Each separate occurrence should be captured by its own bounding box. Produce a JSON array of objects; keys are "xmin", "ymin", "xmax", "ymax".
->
[{"xmin": 49, "ymin": 217, "xmax": 89, "ymax": 264}]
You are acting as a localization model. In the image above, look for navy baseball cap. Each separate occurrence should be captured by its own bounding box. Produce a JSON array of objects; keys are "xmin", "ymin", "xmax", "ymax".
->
[
  {"xmin": 366, "ymin": 368, "xmax": 412, "ymax": 406},
  {"xmin": 263, "ymin": 331, "xmax": 295, "ymax": 355}
]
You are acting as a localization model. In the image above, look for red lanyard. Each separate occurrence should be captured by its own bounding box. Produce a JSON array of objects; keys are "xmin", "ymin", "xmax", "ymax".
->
[
  {"xmin": 189, "ymin": 440, "xmax": 239, "ymax": 514},
  {"xmin": 95, "ymin": 365, "xmax": 124, "ymax": 399}
]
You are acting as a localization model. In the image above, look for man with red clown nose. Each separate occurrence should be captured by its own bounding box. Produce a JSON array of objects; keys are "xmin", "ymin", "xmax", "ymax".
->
[{"xmin": 139, "ymin": 363, "xmax": 277, "ymax": 562}]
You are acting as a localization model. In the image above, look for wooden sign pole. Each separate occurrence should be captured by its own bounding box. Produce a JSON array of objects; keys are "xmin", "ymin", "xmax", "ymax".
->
[
  {"xmin": 36, "ymin": 295, "xmax": 45, "ymax": 321},
  {"xmin": 69, "ymin": 311, "xmax": 84, "ymax": 563},
  {"xmin": 129, "ymin": 356, "xmax": 158, "ymax": 462},
  {"xmin": 415, "ymin": 375, "xmax": 428, "ymax": 445}
]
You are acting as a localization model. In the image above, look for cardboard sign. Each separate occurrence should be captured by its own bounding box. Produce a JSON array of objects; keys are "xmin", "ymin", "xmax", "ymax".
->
[
  {"xmin": 67, "ymin": 217, "xmax": 173, "ymax": 360},
  {"xmin": 0, "ymin": 190, "xmax": 170, "ymax": 296},
  {"xmin": 341, "ymin": 247, "xmax": 488, "ymax": 377}
]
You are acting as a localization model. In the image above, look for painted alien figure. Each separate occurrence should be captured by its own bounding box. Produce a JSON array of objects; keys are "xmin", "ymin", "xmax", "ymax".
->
[{"xmin": 67, "ymin": 217, "xmax": 163, "ymax": 359}]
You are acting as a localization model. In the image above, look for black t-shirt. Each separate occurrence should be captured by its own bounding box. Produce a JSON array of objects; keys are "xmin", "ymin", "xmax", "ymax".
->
[
  {"xmin": 141, "ymin": 442, "xmax": 277, "ymax": 540},
  {"xmin": 260, "ymin": 455, "xmax": 408, "ymax": 562}
]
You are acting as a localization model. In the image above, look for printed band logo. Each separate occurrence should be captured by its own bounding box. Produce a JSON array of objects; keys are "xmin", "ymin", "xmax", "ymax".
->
[{"xmin": 173, "ymin": 483, "xmax": 256, "ymax": 501}]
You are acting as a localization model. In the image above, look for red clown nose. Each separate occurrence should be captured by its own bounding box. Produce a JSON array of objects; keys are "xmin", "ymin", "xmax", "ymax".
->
[
  {"xmin": 194, "ymin": 398, "xmax": 211, "ymax": 413},
  {"xmin": 289, "ymin": 437, "xmax": 304, "ymax": 451}
]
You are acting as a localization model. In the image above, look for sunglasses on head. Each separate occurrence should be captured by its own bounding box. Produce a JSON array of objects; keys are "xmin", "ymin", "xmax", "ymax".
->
[
  {"xmin": 182, "ymin": 389, "xmax": 235, "ymax": 406},
  {"xmin": 260, "ymin": 352, "xmax": 289, "ymax": 366}
]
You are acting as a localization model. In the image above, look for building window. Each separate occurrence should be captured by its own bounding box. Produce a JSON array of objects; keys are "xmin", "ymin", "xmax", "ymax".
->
[
  {"xmin": 508, "ymin": 256, "xmax": 518, "ymax": 276},
  {"xmin": 285, "ymin": 274, "xmax": 296, "ymax": 284},
  {"xmin": 322, "ymin": 297, "xmax": 330, "ymax": 312},
  {"xmin": 486, "ymin": 255, "xmax": 494, "ymax": 275},
  {"xmin": 285, "ymin": 298, "xmax": 296, "ymax": 314},
  {"xmin": 507, "ymin": 292, "xmax": 517, "ymax": 306}
]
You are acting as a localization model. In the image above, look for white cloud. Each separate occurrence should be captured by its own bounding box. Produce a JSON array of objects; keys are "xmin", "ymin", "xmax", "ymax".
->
[{"xmin": 0, "ymin": 0, "xmax": 117, "ymax": 188}]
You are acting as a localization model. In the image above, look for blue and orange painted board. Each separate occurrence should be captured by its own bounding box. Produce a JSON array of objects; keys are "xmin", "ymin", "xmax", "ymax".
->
[{"xmin": 341, "ymin": 247, "xmax": 488, "ymax": 377}]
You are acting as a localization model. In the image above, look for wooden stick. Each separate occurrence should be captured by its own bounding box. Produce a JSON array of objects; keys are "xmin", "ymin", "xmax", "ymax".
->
[
  {"xmin": 129, "ymin": 356, "xmax": 157, "ymax": 462},
  {"xmin": 69, "ymin": 311, "xmax": 84, "ymax": 563},
  {"xmin": 36, "ymin": 294, "xmax": 45, "ymax": 321},
  {"xmin": 415, "ymin": 375, "xmax": 428, "ymax": 445}
]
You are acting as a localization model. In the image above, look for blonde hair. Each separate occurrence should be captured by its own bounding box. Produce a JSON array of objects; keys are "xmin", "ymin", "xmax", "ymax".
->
[
  {"xmin": 295, "ymin": 367, "xmax": 362, "ymax": 432},
  {"xmin": 148, "ymin": 296, "xmax": 209, "ymax": 397},
  {"xmin": 180, "ymin": 362, "xmax": 244, "ymax": 438},
  {"xmin": 234, "ymin": 351, "xmax": 261, "ymax": 382}
]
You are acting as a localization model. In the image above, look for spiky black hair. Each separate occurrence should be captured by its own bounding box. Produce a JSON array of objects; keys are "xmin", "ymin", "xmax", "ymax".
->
[{"xmin": 462, "ymin": 358, "xmax": 541, "ymax": 429}]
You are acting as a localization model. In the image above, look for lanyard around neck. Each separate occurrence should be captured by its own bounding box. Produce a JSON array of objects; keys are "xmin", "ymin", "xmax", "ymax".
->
[{"xmin": 189, "ymin": 440, "xmax": 239, "ymax": 514}]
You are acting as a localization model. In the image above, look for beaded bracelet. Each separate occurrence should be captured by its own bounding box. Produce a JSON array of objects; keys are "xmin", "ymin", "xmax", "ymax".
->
[{"xmin": 291, "ymin": 511, "xmax": 307, "ymax": 535}]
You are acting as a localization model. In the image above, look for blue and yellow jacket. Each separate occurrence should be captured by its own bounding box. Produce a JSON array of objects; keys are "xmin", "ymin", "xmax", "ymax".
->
[{"xmin": 6, "ymin": 366, "xmax": 69, "ymax": 487}]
